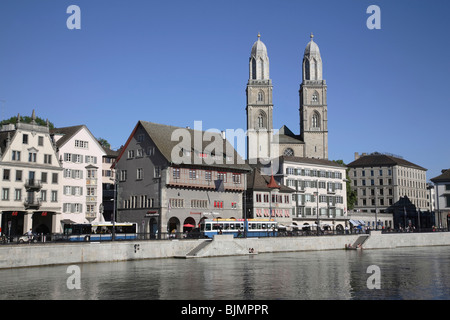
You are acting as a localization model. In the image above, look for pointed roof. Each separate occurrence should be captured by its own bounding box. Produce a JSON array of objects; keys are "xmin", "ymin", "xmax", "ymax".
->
[
  {"xmin": 304, "ymin": 32, "xmax": 321, "ymax": 57},
  {"xmin": 114, "ymin": 121, "xmax": 251, "ymax": 172},
  {"xmin": 247, "ymin": 166, "xmax": 293, "ymax": 193},
  {"xmin": 251, "ymin": 33, "xmax": 268, "ymax": 58},
  {"xmin": 431, "ymin": 169, "xmax": 450, "ymax": 183},
  {"xmin": 267, "ymin": 175, "xmax": 280, "ymax": 189}
]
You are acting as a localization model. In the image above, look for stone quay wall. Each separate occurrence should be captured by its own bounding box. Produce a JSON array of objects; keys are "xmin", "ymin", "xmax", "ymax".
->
[{"xmin": 0, "ymin": 231, "xmax": 449, "ymax": 269}]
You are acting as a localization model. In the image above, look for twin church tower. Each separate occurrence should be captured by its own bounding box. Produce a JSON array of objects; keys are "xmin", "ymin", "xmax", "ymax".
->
[{"xmin": 246, "ymin": 33, "xmax": 328, "ymax": 162}]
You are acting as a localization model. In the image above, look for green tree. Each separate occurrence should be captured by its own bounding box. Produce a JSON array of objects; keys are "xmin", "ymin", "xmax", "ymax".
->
[
  {"xmin": 97, "ymin": 138, "xmax": 111, "ymax": 149},
  {"xmin": 333, "ymin": 159, "xmax": 357, "ymax": 210}
]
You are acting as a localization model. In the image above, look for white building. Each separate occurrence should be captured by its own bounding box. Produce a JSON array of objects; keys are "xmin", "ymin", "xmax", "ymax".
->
[
  {"xmin": 278, "ymin": 156, "xmax": 348, "ymax": 231},
  {"xmin": 52, "ymin": 125, "xmax": 106, "ymax": 229},
  {"xmin": 0, "ymin": 112, "xmax": 63, "ymax": 236},
  {"xmin": 430, "ymin": 169, "xmax": 450, "ymax": 230}
]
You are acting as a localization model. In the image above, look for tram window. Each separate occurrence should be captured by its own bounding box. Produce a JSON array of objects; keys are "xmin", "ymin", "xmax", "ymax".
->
[
  {"xmin": 206, "ymin": 224, "xmax": 211, "ymax": 231},
  {"xmin": 248, "ymin": 223, "xmax": 253, "ymax": 230},
  {"xmin": 257, "ymin": 223, "xmax": 262, "ymax": 229},
  {"xmin": 224, "ymin": 223, "xmax": 229, "ymax": 230},
  {"xmin": 230, "ymin": 224, "xmax": 235, "ymax": 229},
  {"xmin": 262, "ymin": 223, "xmax": 266, "ymax": 229},
  {"xmin": 240, "ymin": 223, "xmax": 244, "ymax": 229},
  {"xmin": 213, "ymin": 224, "xmax": 219, "ymax": 230}
]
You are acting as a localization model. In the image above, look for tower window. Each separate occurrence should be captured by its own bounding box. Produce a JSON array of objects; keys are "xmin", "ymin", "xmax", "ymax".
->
[
  {"xmin": 257, "ymin": 112, "xmax": 266, "ymax": 129},
  {"xmin": 312, "ymin": 93, "xmax": 318, "ymax": 102},
  {"xmin": 257, "ymin": 91, "xmax": 264, "ymax": 102},
  {"xmin": 312, "ymin": 112, "xmax": 320, "ymax": 128}
]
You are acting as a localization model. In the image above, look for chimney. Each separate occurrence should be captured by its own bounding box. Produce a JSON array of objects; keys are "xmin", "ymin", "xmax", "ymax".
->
[{"xmin": 354, "ymin": 152, "xmax": 360, "ymax": 160}]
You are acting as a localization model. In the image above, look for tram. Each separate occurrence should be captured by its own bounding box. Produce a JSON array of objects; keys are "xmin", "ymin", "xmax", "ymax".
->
[
  {"xmin": 63, "ymin": 222, "xmax": 138, "ymax": 241},
  {"xmin": 199, "ymin": 218, "xmax": 278, "ymax": 238}
]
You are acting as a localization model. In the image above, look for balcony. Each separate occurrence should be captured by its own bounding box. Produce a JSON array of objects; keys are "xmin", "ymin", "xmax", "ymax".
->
[
  {"xmin": 25, "ymin": 179, "xmax": 42, "ymax": 191},
  {"xmin": 24, "ymin": 198, "xmax": 41, "ymax": 209}
]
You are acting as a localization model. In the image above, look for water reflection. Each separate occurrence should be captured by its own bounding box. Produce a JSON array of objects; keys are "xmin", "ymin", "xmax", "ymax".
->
[{"xmin": 0, "ymin": 247, "xmax": 448, "ymax": 300}]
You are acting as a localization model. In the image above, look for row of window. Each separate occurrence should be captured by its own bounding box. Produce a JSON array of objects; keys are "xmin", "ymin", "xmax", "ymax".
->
[
  {"xmin": 64, "ymin": 168, "xmax": 97, "ymax": 179},
  {"xmin": 1, "ymin": 188, "xmax": 58, "ymax": 202},
  {"xmin": 127, "ymin": 146, "xmax": 156, "ymax": 159},
  {"xmin": 63, "ymin": 186, "xmax": 97, "ymax": 196},
  {"xmin": 22, "ymin": 134, "xmax": 45, "ymax": 146},
  {"xmin": 123, "ymin": 195, "xmax": 155, "ymax": 209},
  {"xmin": 353, "ymin": 178, "xmax": 393, "ymax": 187},
  {"xmin": 2, "ymin": 169, "xmax": 59, "ymax": 184},
  {"xmin": 64, "ymin": 153, "xmax": 98, "ymax": 164},
  {"xmin": 295, "ymin": 207, "xmax": 344, "ymax": 217},
  {"xmin": 254, "ymin": 209, "xmax": 291, "ymax": 218},
  {"xmin": 255, "ymin": 193, "xmax": 290, "ymax": 204},
  {"xmin": 173, "ymin": 168, "xmax": 242, "ymax": 183},
  {"xmin": 285, "ymin": 167, "xmax": 343, "ymax": 179},
  {"xmin": 11, "ymin": 150, "xmax": 53, "ymax": 164},
  {"xmin": 62, "ymin": 203, "xmax": 96, "ymax": 213},
  {"xmin": 285, "ymin": 179, "xmax": 343, "ymax": 191},
  {"xmin": 292, "ymin": 194, "xmax": 344, "ymax": 204}
]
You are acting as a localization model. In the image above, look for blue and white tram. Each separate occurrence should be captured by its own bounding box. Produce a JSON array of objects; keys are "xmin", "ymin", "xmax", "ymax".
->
[
  {"xmin": 199, "ymin": 219, "xmax": 278, "ymax": 238},
  {"xmin": 63, "ymin": 222, "xmax": 138, "ymax": 241}
]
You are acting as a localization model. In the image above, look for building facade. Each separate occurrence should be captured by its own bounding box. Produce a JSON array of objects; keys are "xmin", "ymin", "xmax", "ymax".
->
[
  {"xmin": 52, "ymin": 125, "xmax": 106, "ymax": 229},
  {"xmin": 246, "ymin": 33, "xmax": 274, "ymax": 161},
  {"xmin": 246, "ymin": 165, "xmax": 294, "ymax": 227},
  {"xmin": 430, "ymin": 169, "xmax": 450, "ymax": 230},
  {"xmin": 0, "ymin": 112, "xmax": 63, "ymax": 236},
  {"xmin": 278, "ymin": 156, "xmax": 348, "ymax": 231},
  {"xmin": 347, "ymin": 152, "xmax": 428, "ymax": 229},
  {"xmin": 113, "ymin": 121, "xmax": 251, "ymax": 236},
  {"xmin": 246, "ymin": 33, "xmax": 329, "ymax": 166}
]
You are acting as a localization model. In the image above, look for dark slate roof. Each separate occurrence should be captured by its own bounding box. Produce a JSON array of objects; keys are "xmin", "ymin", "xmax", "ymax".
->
[
  {"xmin": 280, "ymin": 156, "xmax": 346, "ymax": 169},
  {"xmin": 118, "ymin": 121, "xmax": 251, "ymax": 172},
  {"xmin": 247, "ymin": 166, "xmax": 294, "ymax": 193},
  {"xmin": 347, "ymin": 153, "xmax": 426, "ymax": 171},
  {"xmin": 430, "ymin": 169, "xmax": 450, "ymax": 183},
  {"xmin": 103, "ymin": 147, "xmax": 120, "ymax": 158},
  {"xmin": 274, "ymin": 125, "xmax": 304, "ymax": 145},
  {"xmin": 51, "ymin": 125, "xmax": 85, "ymax": 148}
]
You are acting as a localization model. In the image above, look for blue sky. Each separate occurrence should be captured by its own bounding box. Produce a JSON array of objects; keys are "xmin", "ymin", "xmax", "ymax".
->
[{"xmin": 0, "ymin": 0, "xmax": 449, "ymax": 181}]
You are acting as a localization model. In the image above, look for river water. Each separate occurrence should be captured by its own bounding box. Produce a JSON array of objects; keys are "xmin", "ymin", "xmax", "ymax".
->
[{"xmin": 0, "ymin": 246, "xmax": 449, "ymax": 300}]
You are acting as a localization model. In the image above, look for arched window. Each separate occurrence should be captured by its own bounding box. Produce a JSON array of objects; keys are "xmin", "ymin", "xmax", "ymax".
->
[
  {"xmin": 312, "ymin": 112, "xmax": 320, "ymax": 128},
  {"xmin": 283, "ymin": 148, "xmax": 294, "ymax": 157},
  {"xmin": 257, "ymin": 91, "xmax": 264, "ymax": 102},
  {"xmin": 256, "ymin": 112, "xmax": 266, "ymax": 129},
  {"xmin": 251, "ymin": 58, "xmax": 256, "ymax": 80},
  {"xmin": 304, "ymin": 58, "xmax": 310, "ymax": 80},
  {"xmin": 312, "ymin": 92, "xmax": 318, "ymax": 103}
]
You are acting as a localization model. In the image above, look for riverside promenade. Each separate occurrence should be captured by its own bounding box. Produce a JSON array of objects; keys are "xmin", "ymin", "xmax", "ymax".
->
[{"xmin": 1, "ymin": 231, "xmax": 450, "ymax": 269}]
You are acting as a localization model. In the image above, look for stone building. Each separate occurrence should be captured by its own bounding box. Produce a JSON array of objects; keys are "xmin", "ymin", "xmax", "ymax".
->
[
  {"xmin": 347, "ymin": 152, "xmax": 428, "ymax": 229},
  {"xmin": 113, "ymin": 121, "xmax": 251, "ymax": 236},
  {"xmin": 0, "ymin": 111, "xmax": 63, "ymax": 236},
  {"xmin": 246, "ymin": 33, "xmax": 328, "ymax": 162},
  {"xmin": 430, "ymin": 169, "xmax": 450, "ymax": 230}
]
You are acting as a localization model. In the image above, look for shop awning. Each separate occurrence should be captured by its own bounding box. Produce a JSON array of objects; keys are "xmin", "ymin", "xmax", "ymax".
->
[{"xmin": 349, "ymin": 219, "xmax": 360, "ymax": 226}]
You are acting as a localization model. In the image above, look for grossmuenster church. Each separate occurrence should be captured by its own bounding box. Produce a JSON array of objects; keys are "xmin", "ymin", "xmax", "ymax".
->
[{"xmin": 246, "ymin": 33, "xmax": 328, "ymax": 162}]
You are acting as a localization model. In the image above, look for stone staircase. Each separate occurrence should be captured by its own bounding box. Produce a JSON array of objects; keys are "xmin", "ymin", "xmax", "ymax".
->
[
  {"xmin": 176, "ymin": 235, "xmax": 251, "ymax": 259},
  {"xmin": 352, "ymin": 234, "xmax": 370, "ymax": 248}
]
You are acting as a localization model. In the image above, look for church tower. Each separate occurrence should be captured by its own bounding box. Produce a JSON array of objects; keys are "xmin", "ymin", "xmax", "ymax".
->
[
  {"xmin": 246, "ymin": 34, "xmax": 274, "ymax": 161},
  {"xmin": 299, "ymin": 33, "xmax": 328, "ymax": 159}
]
